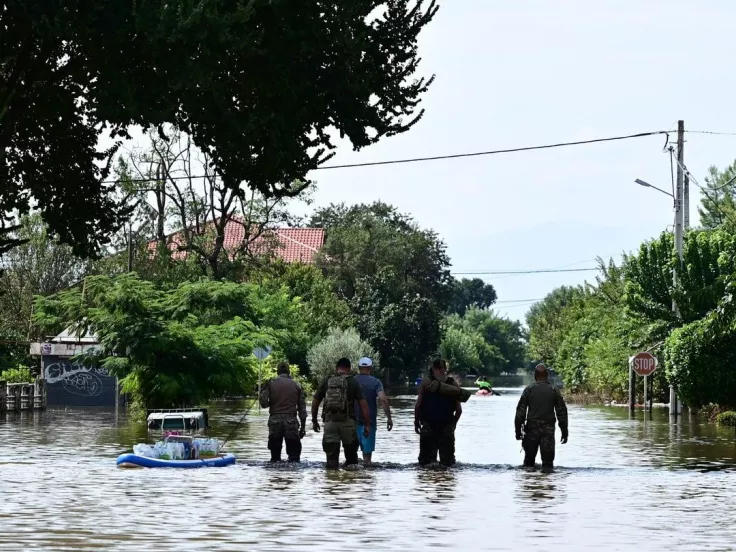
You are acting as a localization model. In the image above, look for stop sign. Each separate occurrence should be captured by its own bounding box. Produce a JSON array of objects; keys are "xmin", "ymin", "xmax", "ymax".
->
[{"xmin": 630, "ymin": 352, "xmax": 658, "ymax": 377}]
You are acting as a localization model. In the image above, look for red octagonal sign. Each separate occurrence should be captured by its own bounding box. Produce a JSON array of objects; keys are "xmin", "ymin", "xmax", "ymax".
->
[{"xmin": 631, "ymin": 352, "xmax": 658, "ymax": 377}]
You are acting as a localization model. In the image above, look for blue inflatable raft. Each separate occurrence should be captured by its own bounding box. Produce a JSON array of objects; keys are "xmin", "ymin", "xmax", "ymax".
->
[{"xmin": 116, "ymin": 453, "xmax": 236, "ymax": 469}]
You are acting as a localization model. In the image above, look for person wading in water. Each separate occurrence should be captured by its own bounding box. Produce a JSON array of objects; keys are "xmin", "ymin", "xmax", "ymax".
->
[
  {"xmin": 354, "ymin": 357, "xmax": 393, "ymax": 465},
  {"xmin": 259, "ymin": 361, "xmax": 307, "ymax": 462},
  {"xmin": 414, "ymin": 358, "xmax": 469, "ymax": 467},
  {"xmin": 514, "ymin": 364, "xmax": 568, "ymax": 471},
  {"xmin": 312, "ymin": 358, "xmax": 372, "ymax": 469}
]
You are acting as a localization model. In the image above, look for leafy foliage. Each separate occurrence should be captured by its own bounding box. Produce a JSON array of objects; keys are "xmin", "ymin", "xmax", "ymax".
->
[
  {"xmin": 448, "ymin": 278, "xmax": 497, "ymax": 316},
  {"xmin": 259, "ymin": 359, "xmax": 313, "ymax": 396},
  {"xmin": 716, "ymin": 411, "xmax": 736, "ymax": 426},
  {"xmin": 698, "ymin": 162, "xmax": 736, "ymax": 230},
  {"xmin": 528, "ymin": 224, "xmax": 736, "ymax": 405},
  {"xmin": 2, "ymin": 0, "xmax": 438, "ymax": 256},
  {"xmin": 0, "ymin": 214, "xmax": 90, "ymax": 367},
  {"xmin": 306, "ymin": 327, "xmax": 377, "ymax": 385},
  {"xmin": 526, "ymin": 286, "xmax": 587, "ymax": 367},
  {"xmin": 0, "ymin": 366, "xmax": 33, "ymax": 383},
  {"xmin": 313, "ymin": 202, "xmax": 452, "ymax": 383},
  {"xmin": 33, "ymin": 274, "xmax": 305, "ymax": 407}
]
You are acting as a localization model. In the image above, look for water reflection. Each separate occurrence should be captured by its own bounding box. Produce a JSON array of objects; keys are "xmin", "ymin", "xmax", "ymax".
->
[
  {"xmin": 414, "ymin": 467, "xmax": 458, "ymax": 508},
  {"xmin": 513, "ymin": 470, "xmax": 567, "ymax": 508}
]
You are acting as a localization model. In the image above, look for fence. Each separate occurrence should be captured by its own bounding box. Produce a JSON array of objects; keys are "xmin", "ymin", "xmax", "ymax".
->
[{"xmin": 0, "ymin": 380, "xmax": 47, "ymax": 412}]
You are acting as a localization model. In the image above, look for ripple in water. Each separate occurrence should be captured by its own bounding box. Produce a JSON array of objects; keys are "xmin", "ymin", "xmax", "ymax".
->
[{"xmin": 0, "ymin": 393, "xmax": 735, "ymax": 550}]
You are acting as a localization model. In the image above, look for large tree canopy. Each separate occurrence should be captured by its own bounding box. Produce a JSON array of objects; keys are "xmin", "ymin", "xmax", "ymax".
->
[
  {"xmin": 312, "ymin": 201, "xmax": 452, "ymax": 383},
  {"xmin": 2, "ymin": 0, "xmax": 439, "ymax": 256}
]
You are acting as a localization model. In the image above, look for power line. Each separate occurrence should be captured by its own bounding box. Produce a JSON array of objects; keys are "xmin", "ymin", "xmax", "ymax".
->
[
  {"xmin": 316, "ymin": 130, "xmax": 669, "ymax": 170},
  {"xmin": 452, "ymin": 267, "xmax": 598, "ymax": 275},
  {"xmin": 103, "ymin": 130, "xmax": 669, "ymax": 183},
  {"xmin": 494, "ymin": 298, "xmax": 542, "ymax": 304},
  {"xmin": 686, "ymin": 130, "xmax": 736, "ymax": 136}
]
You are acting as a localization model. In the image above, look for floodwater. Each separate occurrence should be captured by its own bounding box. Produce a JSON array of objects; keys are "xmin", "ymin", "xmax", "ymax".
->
[{"xmin": 1, "ymin": 388, "xmax": 736, "ymax": 551}]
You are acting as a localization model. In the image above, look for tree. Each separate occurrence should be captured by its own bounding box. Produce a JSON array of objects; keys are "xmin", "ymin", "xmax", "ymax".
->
[
  {"xmin": 2, "ymin": 0, "xmax": 439, "ymax": 256},
  {"xmin": 0, "ymin": 214, "xmax": 90, "ymax": 368},
  {"xmin": 448, "ymin": 278, "xmax": 497, "ymax": 316},
  {"xmin": 624, "ymin": 229, "xmax": 736, "ymax": 347},
  {"xmin": 442, "ymin": 309, "xmax": 525, "ymax": 376},
  {"xmin": 261, "ymin": 262, "xmax": 354, "ymax": 371},
  {"xmin": 439, "ymin": 327, "xmax": 484, "ymax": 373},
  {"xmin": 115, "ymin": 126, "xmax": 307, "ymax": 280},
  {"xmin": 352, "ymin": 267, "xmax": 445, "ymax": 384},
  {"xmin": 526, "ymin": 286, "xmax": 587, "ymax": 368},
  {"xmin": 464, "ymin": 308, "xmax": 527, "ymax": 374},
  {"xmin": 306, "ymin": 327, "xmax": 377, "ymax": 385},
  {"xmin": 33, "ymin": 274, "xmax": 306, "ymax": 407},
  {"xmin": 312, "ymin": 202, "xmax": 453, "ymax": 384},
  {"xmin": 663, "ymin": 255, "xmax": 736, "ymax": 408},
  {"xmin": 698, "ymin": 162, "xmax": 736, "ymax": 230}
]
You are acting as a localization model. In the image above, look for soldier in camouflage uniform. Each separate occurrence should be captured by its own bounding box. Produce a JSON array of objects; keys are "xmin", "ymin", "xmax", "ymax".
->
[
  {"xmin": 514, "ymin": 364, "xmax": 568, "ymax": 470},
  {"xmin": 311, "ymin": 358, "xmax": 372, "ymax": 469},
  {"xmin": 259, "ymin": 362, "xmax": 307, "ymax": 462}
]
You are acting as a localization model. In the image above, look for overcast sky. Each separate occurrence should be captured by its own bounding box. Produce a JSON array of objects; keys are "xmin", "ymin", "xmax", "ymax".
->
[{"xmin": 297, "ymin": 0, "xmax": 736, "ymax": 321}]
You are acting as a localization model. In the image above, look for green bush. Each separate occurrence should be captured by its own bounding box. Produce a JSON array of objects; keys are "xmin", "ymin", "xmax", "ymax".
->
[
  {"xmin": 716, "ymin": 411, "xmax": 736, "ymax": 426},
  {"xmin": 0, "ymin": 366, "xmax": 33, "ymax": 383},
  {"xmin": 260, "ymin": 359, "xmax": 313, "ymax": 396},
  {"xmin": 306, "ymin": 327, "xmax": 377, "ymax": 385}
]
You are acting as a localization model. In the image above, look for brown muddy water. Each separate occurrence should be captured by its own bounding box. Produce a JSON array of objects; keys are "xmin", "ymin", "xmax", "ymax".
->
[{"xmin": 1, "ymin": 387, "xmax": 735, "ymax": 551}]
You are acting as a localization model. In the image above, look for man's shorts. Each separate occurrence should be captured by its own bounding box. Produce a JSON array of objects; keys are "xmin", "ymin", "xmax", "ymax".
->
[{"xmin": 356, "ymin": 423, "xmax": 377, "ymax": 454}]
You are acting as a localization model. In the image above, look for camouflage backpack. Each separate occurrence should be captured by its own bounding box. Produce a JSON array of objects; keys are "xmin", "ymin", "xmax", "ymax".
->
[{"xmin": 323, "ymin": 374, "xmax": 350, "ymax": 421}]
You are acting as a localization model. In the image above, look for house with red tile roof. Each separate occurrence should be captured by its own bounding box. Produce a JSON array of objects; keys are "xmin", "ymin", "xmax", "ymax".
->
[{"xmin": 148, "ymin": 217, "xmax": 325, "ymax": 265}]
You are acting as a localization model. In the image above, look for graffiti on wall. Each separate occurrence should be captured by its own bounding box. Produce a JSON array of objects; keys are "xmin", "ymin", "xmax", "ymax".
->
[{"xmin": 43, "ymin": 360, "xmax": 110, "ymax": 397}]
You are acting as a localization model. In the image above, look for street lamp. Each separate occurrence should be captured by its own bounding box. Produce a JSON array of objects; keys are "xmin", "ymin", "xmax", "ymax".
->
[
  {"xmin": 634, "ymin": 178, "xmax": 674, "ymax": 198},
  {"xmin": 634, "ymin": 177, "xmax": 683, "ymax": 418}
]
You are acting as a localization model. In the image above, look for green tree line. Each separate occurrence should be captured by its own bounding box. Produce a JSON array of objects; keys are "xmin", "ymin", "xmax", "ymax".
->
[{"xmin": 526, "ymin": 160, "xmax": 736, "ymax": 409}]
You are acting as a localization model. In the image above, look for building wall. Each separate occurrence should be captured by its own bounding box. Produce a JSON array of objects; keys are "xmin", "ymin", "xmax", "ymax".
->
[{"xmin": 42, "ymin": 355, "xmax": 120, "ymax": 407}]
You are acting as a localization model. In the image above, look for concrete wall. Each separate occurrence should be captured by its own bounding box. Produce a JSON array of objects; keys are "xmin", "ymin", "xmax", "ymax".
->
[{"xmin": 42, "ymin": 355, "xmax": 120, "ymax": 407}]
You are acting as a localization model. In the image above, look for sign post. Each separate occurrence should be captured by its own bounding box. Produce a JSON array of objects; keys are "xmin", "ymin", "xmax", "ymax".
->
[
  {"xmin": 253, "ymin": 346, "xmax": 272, "ymax": 413},
  {"xmin": 629, "ymin": 352, "xmax": 658, "ymax": 415}
]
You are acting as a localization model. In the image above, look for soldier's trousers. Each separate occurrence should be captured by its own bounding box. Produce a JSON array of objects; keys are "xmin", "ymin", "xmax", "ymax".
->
[
  {"xmin": 522, "ymin": 423, "xmax": 555, "ymax": 468},
  {"xmin": 268, "ymin": 414, "xmax": 301, "ymax": 462},
  {"xmin": 418, "ymin": 423, "xmax": 455, "ymax": 466},
  {"xmin": 323, "ymin": 418, "xmax": 358, "ymax": 469}
]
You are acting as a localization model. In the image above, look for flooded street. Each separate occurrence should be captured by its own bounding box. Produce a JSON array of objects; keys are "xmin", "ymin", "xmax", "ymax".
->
[{"xmin": 2, "ymin": 387, "xmax": 736, "ymax": 551}]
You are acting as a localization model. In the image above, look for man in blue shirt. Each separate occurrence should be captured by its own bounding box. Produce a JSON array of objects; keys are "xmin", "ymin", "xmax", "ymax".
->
[{"xmin": 354, "ymin": 357, "xmax": 393, "ymax": 465}]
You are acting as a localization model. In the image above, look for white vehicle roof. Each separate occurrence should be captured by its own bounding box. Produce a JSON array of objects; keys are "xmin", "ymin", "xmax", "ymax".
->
[{"xmin": 147, "ymin": 411, "xmax": 205, "ymax": 420}]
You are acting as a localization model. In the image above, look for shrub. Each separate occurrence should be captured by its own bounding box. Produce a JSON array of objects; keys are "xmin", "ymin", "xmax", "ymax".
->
[
  {"xmin": 716, "ymin": 411, "xmax": 736, "ymax": 426},
  {"xmin": 260, "ymin": 358, "xmax": 313, "ymax": 396},
  {"xmin": 306, "ymin": 327, "xmax": 377, "ymax": 385},
  {"xmin": 0, "ymin": 366, "xmax": 33, "ymax": 383}
]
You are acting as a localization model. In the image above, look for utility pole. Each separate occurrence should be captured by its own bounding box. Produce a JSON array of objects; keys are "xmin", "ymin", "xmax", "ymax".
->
[
  {"xmin": 684, "ymin": 172, "xmax": 690, "ymax": 229},
  {"xmin": 670, "ymin": 120, "xmax": 685, "ymax": 419},
  {"xmin": 127, "ymin": 225, "xmax": 134, "ymax": 273}
]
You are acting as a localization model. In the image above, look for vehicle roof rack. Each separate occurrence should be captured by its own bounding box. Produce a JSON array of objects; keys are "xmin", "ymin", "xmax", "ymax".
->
[{"xmin": 146, "ymin": 407, "xmax": 208, "ymax": 415}]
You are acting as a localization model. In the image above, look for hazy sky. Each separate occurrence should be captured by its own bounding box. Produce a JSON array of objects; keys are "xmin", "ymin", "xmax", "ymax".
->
[
  {"xmin": 114, "ymin": 1, "xmax": 736, "ymax": 322},
  {"xmin": 296, "ymin": 0, "xmax": 736, "ymax": 321}
]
